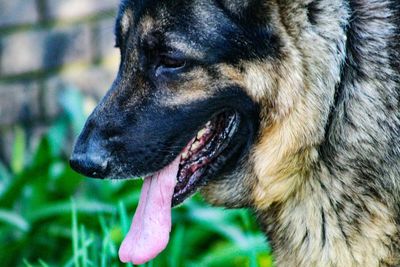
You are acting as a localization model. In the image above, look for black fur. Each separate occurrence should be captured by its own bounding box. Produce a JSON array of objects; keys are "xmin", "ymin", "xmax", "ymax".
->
[{"xmin": 71, "ymin": 0, "xmax": 400, "ymax": 265}]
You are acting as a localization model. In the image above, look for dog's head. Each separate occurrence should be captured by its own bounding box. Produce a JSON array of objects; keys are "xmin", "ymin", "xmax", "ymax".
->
[
  {"xmin": 71, "ymin": 0, "xmax": 274, "ymax": 206},
  {"xmin": 71, "ymin": 0, "xmax": 346, "ymax": 242}
]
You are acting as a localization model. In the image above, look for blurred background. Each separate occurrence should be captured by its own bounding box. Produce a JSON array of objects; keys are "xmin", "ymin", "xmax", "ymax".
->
[{"xmin": 0, "ymin": 1, "xmax": 272, "ymax": 266}]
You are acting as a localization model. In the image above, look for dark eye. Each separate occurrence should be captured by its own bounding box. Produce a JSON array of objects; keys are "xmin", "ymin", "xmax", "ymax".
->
[{"xmin": 157, "ymin": 55, "xmax": 186, "ymax": 70}]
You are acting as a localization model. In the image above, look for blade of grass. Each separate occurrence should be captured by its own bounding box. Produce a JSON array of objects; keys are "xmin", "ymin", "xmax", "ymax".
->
[
  {"xmin": 80, "ymin": 225, "xmax": 88, "ymax": 267},
  {"xmin": 118, "ymin": 201, "xmax": 135, "ymax": 267},
  {"xmin": 194, "ymin": 240, "xmax": 266, "ymax": 267},
  {"xmin": 0, "ymin": 160, "xmax": 11, "ymax": 182},
  {"xmin": 71, "ymin": 199, "xmax": 80, "ymax": 267},
  {"xmin": 239, "ymin": 209, "xmax": 253, "ymax": 231},
  {"xmin": 190, "ymin": 213, "xmax": 247, "ymax": 244},
  {"xmin": 11, "ymin": 126, "xmax": 26, "ymax": 174},
  {"xmin": 0, "ymin": 138, "xmax": 53, "ymax": 208},
  {"xmin": 169, "ymin": 224, "xmax": 185, "ymax": 267},
  {"xmin": 64, "ymin": 239, "xmax": 94, "ymax": 267},
  {"xmin": 90, "ymin": 232, "xmax": 99, "ymax": 267},
  {"xmin": 249, "ymin": 251, "xmax": 258, "ymax": 267},
  {"xmin": 23, "ymin": 259, "xmax": 34, "ymax": 267},
  {"xmin": 101, "ymin": 232, "xmax": 109, "ymax": 267},
  {"xmin": 99, "ymin": 216, "xmax": 110, "ymax": 267},
  {"xmin": 0, "ymin": 209, "xmax": 30, "ymax": 232},
  {"xmin": 39, "ymin": 259, "xmax": 50, "ymax": 267},
  {"xmin": 194, "ymin": 242, "xmax": 246, "ymax": 267},
  {"xmin": 47, "ymin": 118, "xmax": 69, "ymax": 156},
  {"xmin": 99, "ymin": 214, "xmax": 118, "ymax": 255},
  {"xmin": 118, "ymin": 201, "xmax": 129, "ymax": 235},
  {"xmin": 29, "ymin": 200, "xmax": 115, "ymax": 222}
]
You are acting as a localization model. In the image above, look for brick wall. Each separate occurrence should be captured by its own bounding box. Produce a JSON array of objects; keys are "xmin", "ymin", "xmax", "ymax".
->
[{"xmin": 0, "ymin": 0, "xmax": 120, "ymax": 162}]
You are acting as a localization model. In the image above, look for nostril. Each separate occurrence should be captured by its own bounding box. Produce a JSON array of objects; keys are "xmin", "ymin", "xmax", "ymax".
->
[{"xmin": 69, "ymin": 153, "xmax": 109, "ymax": 179}]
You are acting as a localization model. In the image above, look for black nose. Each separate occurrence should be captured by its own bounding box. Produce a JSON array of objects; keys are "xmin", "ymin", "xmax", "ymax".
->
[{"xmin": 70, "ymin": 153, "xmax": 109, "ymax": 179}]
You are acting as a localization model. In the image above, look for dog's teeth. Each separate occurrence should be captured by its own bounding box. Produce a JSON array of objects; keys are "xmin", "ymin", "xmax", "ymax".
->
[
  {"xmin": 197, "ymin": 128, "xmax": 207, "ymax": 139},
  {"xmin": 181, "ymin": 152, "xmax": 189, "ymax": 159},
  {"xmin": 191, "ymin": 141, "xmax": 201, "ymax": 151}
]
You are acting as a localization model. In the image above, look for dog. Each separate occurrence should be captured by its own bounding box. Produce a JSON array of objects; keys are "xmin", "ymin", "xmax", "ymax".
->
[{"xmin": 70, "ymin": 0, "xmax": 400, "ymax": 266}]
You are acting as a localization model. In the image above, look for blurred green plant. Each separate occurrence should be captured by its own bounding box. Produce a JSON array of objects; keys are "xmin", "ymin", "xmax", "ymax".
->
[{"xmin": 0, "ymin": 88, "xmax": 273, "ymax": 267}]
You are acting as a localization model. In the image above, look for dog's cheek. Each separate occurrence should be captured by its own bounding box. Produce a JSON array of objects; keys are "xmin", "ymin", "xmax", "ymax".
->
[
  {"xmin": 200, "ymin": 160, "xmax": 257, "ymax": 208},
  {"xmin": 156, "ymin": 68, "xmax": 214, "ymax": 107}
]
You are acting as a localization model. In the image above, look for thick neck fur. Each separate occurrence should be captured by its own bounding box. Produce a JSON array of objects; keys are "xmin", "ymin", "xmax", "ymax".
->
[{"xmin": 256, "ymin": 1, "xmax": 400, "ymax": 266}]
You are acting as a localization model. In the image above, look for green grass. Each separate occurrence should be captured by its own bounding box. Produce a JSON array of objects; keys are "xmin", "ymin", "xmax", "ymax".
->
[{"xmin": 0, "ymin": 88, "xmax": 273, "ymax": 267}]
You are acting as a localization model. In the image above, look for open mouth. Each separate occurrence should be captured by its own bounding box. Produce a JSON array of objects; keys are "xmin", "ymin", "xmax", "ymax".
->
[
  {"xmin": 173, "ymin": 111, "xmax": 239, "ymax": 206},
  {"xmin": 118, "ymin": 111, "xmax": 240, "ymax": 265}
]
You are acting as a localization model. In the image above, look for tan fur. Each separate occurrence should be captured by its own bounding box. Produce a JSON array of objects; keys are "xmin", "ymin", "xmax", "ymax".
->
[
  {"xmin": 162, "ymin": 68, "xmax": 211, "ymax": 106},
  {"xmin": 84, "ymin": 1, "xmax": 400, "ymax": 266},
  {"xmin": 121, "ymin": 9, "xmax": 133, "ymax": 36},
  {"xmin": 139, "ymin": 15, "xmax": 156, "ymax": 36},
  {"xmin": 202, "ymin": 1, "xmax": 399, "ymax": 266},
  {"xmin": 247, "ymin": 0, "xmax": 344, "ymax": 208},
  {"xmin": 269, "ymin": 166, "xmax": 398, "ymax": 267}
]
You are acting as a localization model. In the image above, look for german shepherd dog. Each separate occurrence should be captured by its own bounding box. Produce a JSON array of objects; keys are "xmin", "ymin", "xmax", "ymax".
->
[{"xmin": 70, "ymin": 0, "xmax": 400, "ymax": 266}]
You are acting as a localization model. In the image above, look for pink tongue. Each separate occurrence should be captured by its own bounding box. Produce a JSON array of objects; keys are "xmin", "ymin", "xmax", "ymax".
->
[{"xmin": 118, "ymin": 157, "xmax": 180, "ymax": 265}]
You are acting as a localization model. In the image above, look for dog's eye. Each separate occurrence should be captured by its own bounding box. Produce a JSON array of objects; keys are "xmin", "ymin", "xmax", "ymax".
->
[{"xmin": 158, "ymin": 55, "xmax": 186, "ymax": 70}]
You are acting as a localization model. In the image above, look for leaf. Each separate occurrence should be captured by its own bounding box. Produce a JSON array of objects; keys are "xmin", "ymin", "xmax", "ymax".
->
[
  {"xmin": 0, "ymin": 209, "xmax": 30, "ymax": 232},
  {"xmin": 118, "ymin": 201, "xmax": 130, "ymax": 236},
  {"xmin": 71, "ymin": 199, "xmax": 80, "ymax": 267},
  {"xmin": 23, "ymin": 259, "xmax": 34, "ymax": 267},
  {"xmin": 194, "ymin": 242, "xmax": 248, "ymax": 267},
  {"xmin": 28, "ymin": 200, "xmax": 115, "ymax": 222},
  {"xmin": 169, "ymin": 224, "xmax": 185, "ymax": 267},
  {"xmin": 0, "ymin": 161, "xmax": 11, "ymax": 194},
  {"xmin": 64, "ymin": 239, "xmax": 95, "ymax": 267},
  {"xmin": 30, "ymin": 136, "xmax": 53, "ymax": 168},
  {"xmin": 80, "ymin": 225, "xmax": 89, "ymax": 267},
  {"xmin": 239, "ymin": 209, "xmax": 254, "ymax": 231},
  {"xmin": 11, "ymin": 127, "xmax": 26, "ymax": 174},
  {"xmin": 39, "ymin": 259, "xmax": 50, "ymax": 267},
  {"xmin": 0, "ymin": 160, "xmax": 11, "ymax": 181},
  {"xmin": 194, "ymin": 237, "xmax": 267, "ymax": 267},
  {"xmin": 47, "ymin": 118, "xmax": 69, "ymax": 157},
  {"xmin": 187, "ymin": 207, "xmax": 247, "ymax": 243}
]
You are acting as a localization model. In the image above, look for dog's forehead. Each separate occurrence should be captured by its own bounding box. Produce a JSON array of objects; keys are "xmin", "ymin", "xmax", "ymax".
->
[
  {"xmin": 117, "ymin": 0, "xmax": 264, "ymax": 29},
  {"xmin": 118, "ymin": 0, "xmax": 230, "ymax": 32},
  {"xmin": 117, "ymin": 0, "xmax": 236, "ymax": 57}
]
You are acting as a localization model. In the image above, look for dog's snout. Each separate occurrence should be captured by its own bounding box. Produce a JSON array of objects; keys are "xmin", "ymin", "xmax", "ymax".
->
[
  {"xmin": 70, "ymin": 114, "xmax": 113, "ymax": 178},
  {"xmin": 70, "ymin": 152, "xmax": 109, "ymax": 179}
]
